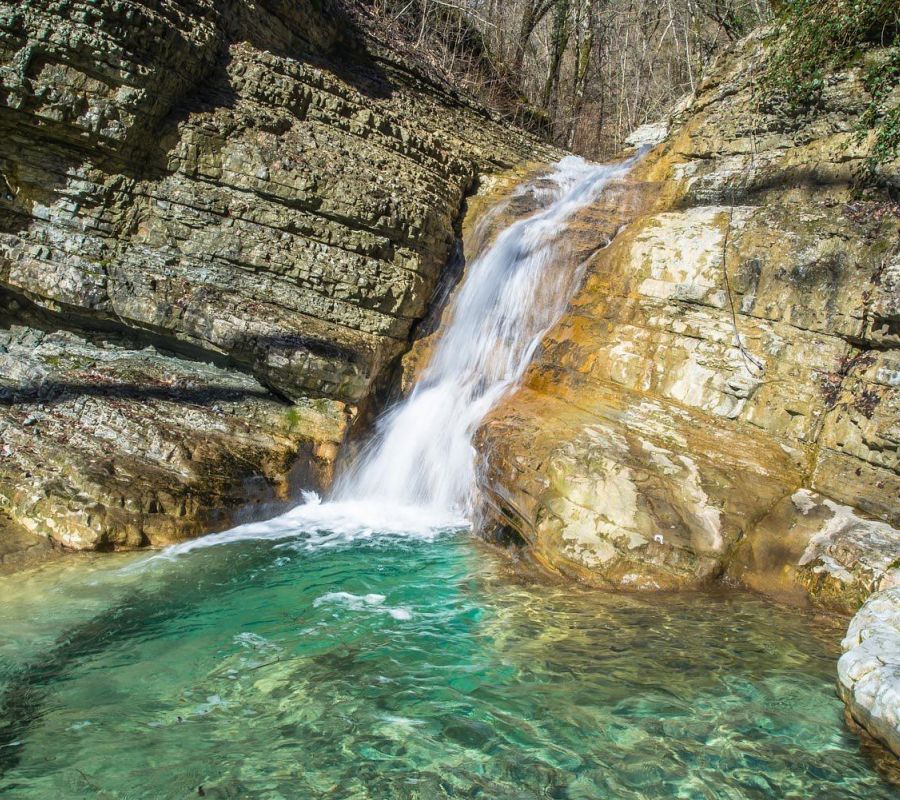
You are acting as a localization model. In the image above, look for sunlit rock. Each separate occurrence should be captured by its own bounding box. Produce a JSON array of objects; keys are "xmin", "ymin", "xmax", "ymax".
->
[
  {"xmin": 839, "ymin": 587, "xmax": 900, "ymax": 757},
  {"xmin": 731, "ymin": 490, "xmax": 900, "ymax": 613},
  {"xmin": 476, "ymin": 31, "xmax": 899, "ymax": 596}
]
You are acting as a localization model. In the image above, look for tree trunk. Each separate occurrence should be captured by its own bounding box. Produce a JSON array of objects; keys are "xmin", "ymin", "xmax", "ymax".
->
[
  {"xmin": 568, "ymin": 0, "xmax": 596, "ymax": 149},
  {"xmin": 512, "ymin": 0, "xmax": 554, "ymax": 75},
  {"xmin": 541, "ymin": 0, "xmax": 571, "ymax": 113}
]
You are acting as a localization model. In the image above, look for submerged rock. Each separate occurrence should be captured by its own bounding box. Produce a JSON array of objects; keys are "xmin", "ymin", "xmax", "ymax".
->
[{"xmin": 468, "ymin": 28, "xmax": 899, "ymax": 761}]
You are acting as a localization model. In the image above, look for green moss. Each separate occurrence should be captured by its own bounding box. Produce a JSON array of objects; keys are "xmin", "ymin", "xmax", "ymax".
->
[
  {"xmin": 764, "ymin": 0, "xmax": 899, "ymax": 180},
  {"xmin": 285, "ymin": 406, "xmax": 302, "ymax": 430},
  {"xmin": 311, "ymin": 398, "xmax": 332, "ymax": 413}
]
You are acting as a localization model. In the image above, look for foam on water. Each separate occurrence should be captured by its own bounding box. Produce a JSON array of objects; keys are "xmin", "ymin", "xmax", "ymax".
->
[
  {"xmin": 0, "ymin": 153, "xmax": 891, "ymax": 798},
  {"xmin": 313, "ymin": 591, "xmax": 413, "ymax": 620},
  {"xmin": 153, "ymin": 494, "xmax": 468, "ymax": 559},
  {"xmin": 155, "ymin": 155, "xmax": 635, "ymax": 557},
  {"xmin": 1, "ymin": 534, "xmax": 892, "ymax": 799},
  {"xmin": 313, "ymin": 592, "xmax": 387, "ymax": 607}
]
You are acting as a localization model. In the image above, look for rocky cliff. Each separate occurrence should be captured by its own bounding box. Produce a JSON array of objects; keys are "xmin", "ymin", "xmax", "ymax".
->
[
  {"xmin": 0, "ymin": 0, "xmax": 548, "ymax": 555},
  {"xmin": 478, "ymin": 29, "xmax": 899, "ymax": 609},
  {"xmin": 472, "ymin": 28, "xmax": 899, "ymax": 759}
]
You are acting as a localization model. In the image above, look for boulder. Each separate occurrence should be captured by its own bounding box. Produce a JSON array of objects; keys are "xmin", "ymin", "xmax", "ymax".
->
[{"xmin": 839, "ymin": 587, "xmax": 900, "ymax": 758}]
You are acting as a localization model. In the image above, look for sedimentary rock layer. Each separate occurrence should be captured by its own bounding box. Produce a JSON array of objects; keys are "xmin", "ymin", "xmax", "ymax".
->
[
  {"xmin": 476, "ymin": 30, "xmax": 900, "ymax": 607},
  {"xmin": 470, "ymin": 33, "xmax": 899, "ymax": 759},
  {"xmin": 0, "ymin": 0, "xmax": 548, "ymax": 550},
  {"xmin": 0, "ymin": 305, "xmax": 343, "ymax": 550}
]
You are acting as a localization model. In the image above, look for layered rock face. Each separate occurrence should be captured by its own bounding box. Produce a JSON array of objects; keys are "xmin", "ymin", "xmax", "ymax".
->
[
  {"xmin": 0, "ymin": 0, "xmax": 545, "ymax": 551},
  {"xmin": 476, "ymin": 30, "xmax": 900, "ymax": 606},
  {"xmin": 0, "ymin": 296, "xmax": 346, "ymax": 551},
  {"xmin": 471, "ymin": 32, "xmax": 900, "ymax": 759}
]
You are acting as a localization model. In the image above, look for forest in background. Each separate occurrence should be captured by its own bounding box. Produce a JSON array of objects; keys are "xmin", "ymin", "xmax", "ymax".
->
[
  {"xmin": 358, "ymin": 1, "xmax": 898, "ymax": 169},
  {"xmin": 361, "ymin": 0, "xmax": 771, "ymax": 157}
]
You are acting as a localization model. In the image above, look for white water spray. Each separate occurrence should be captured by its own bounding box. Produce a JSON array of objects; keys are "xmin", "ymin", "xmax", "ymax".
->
[
  {"xmin": 334, "ymin": 155, "xmax": 633, "ymax": 514},
  {"xmin": 158, "ymin": 156, "xmax": 633, "ymax": 557}
]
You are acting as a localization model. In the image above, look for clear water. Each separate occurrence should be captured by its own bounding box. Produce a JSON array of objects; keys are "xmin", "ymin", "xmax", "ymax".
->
[{"xmin": 0, "ymin": 530, "xmax": 892, "ymax": 799}]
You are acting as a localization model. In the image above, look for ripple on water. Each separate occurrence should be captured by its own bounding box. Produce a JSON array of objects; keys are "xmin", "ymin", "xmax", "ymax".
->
[{"xmin": 0, "ymin": 531, "xmax": 893, "ymax": 799}]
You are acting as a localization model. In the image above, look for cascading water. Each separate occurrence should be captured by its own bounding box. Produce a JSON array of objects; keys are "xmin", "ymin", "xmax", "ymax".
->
[
  {"xmin": 334, "ymin": 155, "xmax": 634, "ymax": 515},
  {"xmin": 161, "ymin": 155, "xmax": 635, "ymax": 555}
]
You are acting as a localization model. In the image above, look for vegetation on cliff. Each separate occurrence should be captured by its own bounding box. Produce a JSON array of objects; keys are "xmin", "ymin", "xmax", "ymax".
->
[
  {"xmin": 362, "ymin": 0, "xmax": 898, "ymax": 183},
  {"xmin": 765, "ymin": 0, "xmax": 899, "ymax": 180},
  {"xmin": 0, "ymin": 0, "xmax": 897, "ymax": 783}
]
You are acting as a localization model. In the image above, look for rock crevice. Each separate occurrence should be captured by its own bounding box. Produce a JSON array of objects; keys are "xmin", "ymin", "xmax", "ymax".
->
[{"xmin": 0, "ymin": 0, "xmax": 551, "ymax": 551}]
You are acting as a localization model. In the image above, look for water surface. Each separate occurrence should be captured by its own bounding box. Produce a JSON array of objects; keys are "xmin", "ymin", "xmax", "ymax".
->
[
  {"xmin": 0, "ymin": 528, "xmax": 891, "ymax": 799},
  {"xmin": 0, "ymin": 156, "xmax": 891, "ymax": 798}
]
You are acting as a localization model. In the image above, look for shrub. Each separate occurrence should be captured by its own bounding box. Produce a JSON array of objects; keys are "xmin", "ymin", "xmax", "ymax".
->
[{"xmin": 765, "ymin": 0, "xmax": 899, "ymax": 178}]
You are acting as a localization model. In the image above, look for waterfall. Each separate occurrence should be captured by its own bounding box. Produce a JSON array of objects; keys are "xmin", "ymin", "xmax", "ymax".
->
[
  {"xmin": 158, "ymin": 155, "xmax": 634, "ymax": 556},
  {"xmin": 333, "ymin": 155, "xmax": 633, "ymax": 515}
]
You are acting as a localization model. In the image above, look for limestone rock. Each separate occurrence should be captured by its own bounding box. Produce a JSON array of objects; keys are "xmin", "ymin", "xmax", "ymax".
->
[
  {"xmin": 838, "ymin": 587, "xmax": 900, "ymax": 757},
  {"xmin": 624, "ymin": 121, "xmax": 669, "ymax": 149},
  {"xmin": 476, "ymin": 31, "xmax": 899, "ymax": 592},
  {"xmin": 731, "ymin": 490, "xmax": 900, "ymax": 613},
  {"xmin": 0, "ymin": 0, "xmax": 548, "ymax": 554},
  {"xmin": 0, "ymin": 0, "xmax": 547, "ymax": 406},
  {"xmin": 0, "ymin": 311, "xmax": 348, "ymax": 549},
  {"xmin": 0, "ymin": 510, "xmax": 54, "ymax": 572}
]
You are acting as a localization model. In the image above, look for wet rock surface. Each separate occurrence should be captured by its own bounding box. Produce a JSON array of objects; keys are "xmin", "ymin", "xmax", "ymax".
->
[
  {"xmin": 839, "ymin": 587, "xmax": 900, "ymax": 758},
  {"xmin": 0, "ymin": 0, "xmax": 547, "ymax": 554},
  {"xmin": 0, "ymin": 511, "xmax": 53, "ymax": 572},
  {"xmin": 731, "ymin": 490, "xmax": 900, "ymax": 614},
  {"xmin": 476, "ymin": 29, "xmax": 899, "ymax": 599}
]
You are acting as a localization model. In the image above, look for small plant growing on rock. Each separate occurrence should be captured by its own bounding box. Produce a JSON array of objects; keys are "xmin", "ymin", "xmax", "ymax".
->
[{"xmin": 765, "ymin": 0, "xmax": 899, "ymax": 182}]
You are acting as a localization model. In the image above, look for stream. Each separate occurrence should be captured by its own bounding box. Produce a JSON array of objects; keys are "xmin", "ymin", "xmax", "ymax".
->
[{"xmin": 0, "ymin": 158, "xmax": 894, "ymax": 798}]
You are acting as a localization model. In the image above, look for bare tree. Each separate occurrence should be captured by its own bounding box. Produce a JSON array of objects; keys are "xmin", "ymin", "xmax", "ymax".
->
[
  {"xmin": 512, "ymin": 0, "xmax": 558, "ymax": 72},
  {"xmin": 541, "ymin": 0, "xmax": 571, "ymax": 112},
  {"xmin": 359, "ymin": 0, "xmax": 771, "ymax": 158}
]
